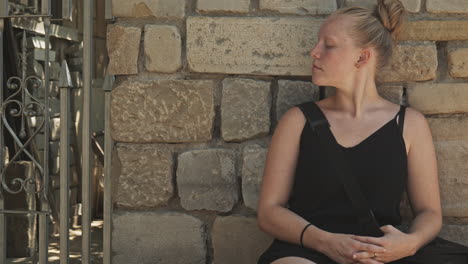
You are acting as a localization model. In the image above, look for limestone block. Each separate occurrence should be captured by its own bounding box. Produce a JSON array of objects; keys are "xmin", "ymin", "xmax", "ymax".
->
[
  {"xmin": 399, "ymin": 21, "xmax": 468, "ymax": 41},
  {"xmin": 113, "ymin": 144, "xmax": 173, "ymax": 207},
  {"xmin": 111, "ymin": 79, "xmax": 215, "ymax": 143},
  {"xmin": 407, "ymin": 83, "xmax": 468, "ymax": 114},
  {"xmin": 197, "ymin": 0, "xmax": 250, "ymax": 13},
  {"xmin": 426, "ymin": 0, "xmax": 468, "ymax": 14},
  {"xmin": 378, "ymin": 43, "xmax": 437, "ymax": 82},
  {"xmin": 447, "ymin": 42, "xmax": 468, "ymax": 78},
  {"xmin": 112, "ymin": 0, "xmax": 185, "ymax": 18},
  {"xmin": 187, "ymin": 16, "xmax": 323, "ymax": 76},
  {"xmin": 212, "ymin": 216, "xmax": 273, "ymax": 264},
  {"xmin": 276, "ymin": 80, "xmax": 319, "ymax": 121},
  {"xmin": 144, "ymin": 25, "xmax": 182, "ymax": 73},
  {"xmin": 346, "ymin": 0, "xmax": 421, "ymax": 13},
  {"xmin": 177, "ymin": 149, "xmax": 238, "ymax": 212},
  {"xmin": 221, "ymin": 78, "xmax": 271, "ymax": 142},
  {"xmin": 260, "ymin": 0, "xmax": 337, "ymax": 15},
  {"xmin": 107, "ymin": 24, "xmax": 141, "ymax": 75},
  {"xmin": 428, "ymin": 116, "xmax": 468, "ymax": 142},
  {"xmin": 112, "ymin": 211, "xmax": 206, "ymax": 264},
  {"xmin": 242, "ymin": 144, "xmax": 268, "ymax": 211}
]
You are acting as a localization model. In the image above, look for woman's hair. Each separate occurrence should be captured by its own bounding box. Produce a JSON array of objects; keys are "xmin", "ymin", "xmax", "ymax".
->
[{"xmin": 333, "ymin": 0, "xmax": 406, "ymax": 71}]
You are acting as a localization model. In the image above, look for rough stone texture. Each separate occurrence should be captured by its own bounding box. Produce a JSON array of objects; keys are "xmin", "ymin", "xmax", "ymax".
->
[
  {"xmin": 107, "ymin": 24, "xmax": 141, "ymax": 75},
  {"xmin": 112, "ymin": 0, "xmax": 185, "ymax": 18},
  {"xmin": 112, "ymin": 211, "xmax": 206, "ymax": 264},
  {"xmin": 177, "ymin": 149, "xmax": 239, "ymax": 212},
  {"xmin": 113, "ymin": 144, "xmax": 173, "ymax": 207},
  {"xmin": 399, "ymin": 21, "xmax": 468, "ymax": 41},
  {"xmin": 242, "ymin": 145, "xmax": 268, "ymax": 211},
  {"xmin": 426, "ymin": 0, "xmax": 468, "ymax": 14},
  {"xmin": 276, "ymin": 80, "xmax": 319, "ymax": 121},
  {"xmin": 378, "ymin": 44, "xmax": 437, "ymax": 82},
  {"xmin": 111, "ymin": 80, "xmax": 215, "ymax": 143},
  {"xmin": 197, "ymin": 0, "xmax": 250, "ymax": 13},
  {"xmin": 144, "ymin": 25, "xmax": 182, "ymax": 73},
  {"xmin": 221, "ymin": 78, "xmax": 271, "ymax": 142},
  {"xmin": 435, "ymin": 140, "xmax": 468, "ymax": 217},
  {"xmin": 407, "ymin": 83, "xmax": 468, "ymax": 114},
  {"xmin": 212, "ymin": 216, "xmax": 273, "ymax": 264},
  {"xmin": 448, "ymin": 48, "xmax": 468, "ymax": 78},
  {"xmin": 439, "ymin": 224, "xmax": 468, "ymax": 246},
  {"xmin": 428, "ymin": 116, "xmax": 468, "ymax": 141},
  {"xmin": 346, "ymin": 0, "xmax": 421, "ymax": 13},
  {"xmin": 187, "ymin": 16, "xmax": 322, "ymax": 76},
  {"xmin": 260, "ymin": 0, "xmax": 337, "ymax": 15}
]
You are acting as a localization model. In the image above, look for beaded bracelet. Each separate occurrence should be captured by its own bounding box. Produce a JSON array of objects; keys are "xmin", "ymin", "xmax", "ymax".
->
[{"xmin": 300, "ymin": 223, "xmax": 313, "ymax": 248}]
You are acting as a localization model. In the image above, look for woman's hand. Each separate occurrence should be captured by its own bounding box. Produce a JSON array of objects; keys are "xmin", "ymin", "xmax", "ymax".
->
[
  {"xmin": 351, "ymin": 225, "xmax": 418, "ymax": 263},
  {"xmin": 320, "ymin": 232, "xmax": 387, "ymax": 264}
]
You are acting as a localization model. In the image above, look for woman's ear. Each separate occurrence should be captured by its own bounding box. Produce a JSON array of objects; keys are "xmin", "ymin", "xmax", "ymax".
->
[{"xmin": 355, "ymin": 49, "xmax": 371, "ymax": 68}]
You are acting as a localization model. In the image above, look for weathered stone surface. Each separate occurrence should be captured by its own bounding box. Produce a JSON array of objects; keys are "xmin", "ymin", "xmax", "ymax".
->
[
  {"xmin": 112, "ymin": 0, "xmax": 185, "ymax": 18},
  {"xmin": 439, "ymin": 224, "xmax": 468, "ymax": 246},
  {"xmin": 187, "ymin": 16, "xmax": 322, "ymax": 76},
  {"xmin": 144, "ymin": 25, "xmax": 182, "ymax": 73},
  {"xmin": 242, "ymin": 145, "xmax": 268, "ymax": 211},
  {"xmin": 177, "ymin": 149, "xmax": 239, "ymax": 212},
  {"xmin": 276, "ymin": 80, "xmax": 319, "ymax": 121},
  {"xmin": 346, "ymin": 0, "xmax": 421, "ymax": 13},
  {"xmin": 113, "ymin": 211, "xmax": 206, "ymax": 264},
  {"xmin": 435, "ymin": 140, "xmax": 468, "ymax": 217},
  {"xmin": 426, "ymin": 0, "xmax": 468, "ymax": 14},
  {"xmin": 399, "ymin": 21, "xmax": 468, "ymax": 41},
  {"xmin": 111, "ymin": 80, "xmax": 215, "ymax": 143},
  {"xmin": 113, "ymin": 144, "xmax": 173, "ymax": 207},
  {"xmin": 221, "ymin": 78, "xmax": 271, "ymax": 142},
  {"xmin": 407, "ymin": 83, "xmax": 468, "ymax": 114},
  {"xmin": 428, "ymin": 116, "xmax": 468, "ymax": 141},
  {"xmin": 260, "ymin": 0, "xmax": 337, "ymax": 15},
  {"xmin": 197, "ymin": 0, "xmax": 250, "ymax": 13},
  {"xmin": 448, "ymin": 48, "xmax": 468, "ymax": 78},
  {"xmin": 107, "ymin": 24, "xmax": 141, "ymax": 75},
  {"xmin": 378, "ymin": 44, "xmax": 437, "ymax": 82},
  {"xmin": 212, "ymin": 216, "xmax": 273, "ymax": 264}
]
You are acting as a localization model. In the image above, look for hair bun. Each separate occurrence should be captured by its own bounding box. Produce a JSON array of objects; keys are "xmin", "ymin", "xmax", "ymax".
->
[{"xmin": 375, "ymin": 0, "xmax": 406, "ymax": 39}]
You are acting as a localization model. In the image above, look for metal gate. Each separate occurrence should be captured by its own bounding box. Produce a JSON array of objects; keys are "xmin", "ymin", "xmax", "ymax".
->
[{"xmin": 0, "ymin": 0, "xmax": 113, "ymax": 262}]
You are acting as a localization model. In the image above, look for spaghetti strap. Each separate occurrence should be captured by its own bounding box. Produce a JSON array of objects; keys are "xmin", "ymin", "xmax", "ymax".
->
[{"xmin": 396, "ymin": 105, "xmax": 406, "ymax": 134}]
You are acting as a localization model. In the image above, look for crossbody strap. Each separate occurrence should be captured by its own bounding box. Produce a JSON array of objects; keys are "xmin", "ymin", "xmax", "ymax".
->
[{"xmin": 297, "ymin": 101, "xmax": 384, "ymax": 237}]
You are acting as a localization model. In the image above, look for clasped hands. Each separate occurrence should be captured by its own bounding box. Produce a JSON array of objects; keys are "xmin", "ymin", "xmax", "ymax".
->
[{"xmin": 322, "ymin": 225, "xmax": 417, "ymax": 264}]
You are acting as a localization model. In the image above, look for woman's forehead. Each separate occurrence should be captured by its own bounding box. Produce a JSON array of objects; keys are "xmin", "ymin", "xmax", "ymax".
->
[{"xmin": 318, "ymin": 15, "xmax": 354, "ymax": 40}]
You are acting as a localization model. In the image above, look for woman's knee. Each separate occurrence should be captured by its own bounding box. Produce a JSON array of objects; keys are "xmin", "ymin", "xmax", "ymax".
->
[{"xmin": 271, "ymin": 256, "xmax": 317, "ymax": 264}]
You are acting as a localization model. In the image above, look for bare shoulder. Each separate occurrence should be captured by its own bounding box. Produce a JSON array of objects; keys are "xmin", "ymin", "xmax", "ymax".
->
[
  {"xmin": 274, "ymin": 106, "xmax": 307, "ymax": 137},
  {"xmin": 402, "ymin": 106, "xmax": 432, "ymax": 150}
]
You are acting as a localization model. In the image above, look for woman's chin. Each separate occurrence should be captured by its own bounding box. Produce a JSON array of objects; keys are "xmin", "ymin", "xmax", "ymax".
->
[{"xmin": 311, "ymin": 76, "xmax": 327, "ymax": 86}]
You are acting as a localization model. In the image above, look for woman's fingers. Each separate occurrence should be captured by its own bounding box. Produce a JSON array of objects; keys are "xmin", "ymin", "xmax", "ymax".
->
[
  {"xmin": 352, "ymin": 235, "xmax": 385, "ymax": 246},
  {"xmin": 352, "ymin": 251, "xmax": 376, "ymax": 259}
]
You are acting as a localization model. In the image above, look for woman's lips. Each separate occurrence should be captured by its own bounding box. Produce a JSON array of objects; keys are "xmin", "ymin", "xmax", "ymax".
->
[{"xmin": 313, "ymin": 65, "xmax": 322, "ymax": 71}]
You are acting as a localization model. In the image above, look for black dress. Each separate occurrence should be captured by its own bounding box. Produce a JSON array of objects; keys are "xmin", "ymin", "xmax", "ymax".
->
[{"xmin": 258, "ymin": 100, "xmax": 414, "ymax": 264}]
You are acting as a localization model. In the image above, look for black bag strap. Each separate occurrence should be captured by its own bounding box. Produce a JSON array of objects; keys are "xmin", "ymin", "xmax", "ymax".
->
[{"xmin": 297, "ymin": 100, "xmax": 384, "ymax": 237}]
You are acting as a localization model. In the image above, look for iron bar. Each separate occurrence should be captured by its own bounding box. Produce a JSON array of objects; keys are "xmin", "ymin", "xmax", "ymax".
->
[
  {"xmin": 0, "ymin": 2, "xmax": 6, "ymax": 262},
  {"xmin": 0, "ymin": 209, "xmax": 50, "ymax": 215},
  {"xmin": 105, "ymin": 0, "xmax": 112, "ymax": 20},
  {"xmin": 62, "ymin": 0, "xmax": 71, "ymax": 21},
  {"xmin": 103, "ymin": 74, "xmax": 113, "ymax": 264}
]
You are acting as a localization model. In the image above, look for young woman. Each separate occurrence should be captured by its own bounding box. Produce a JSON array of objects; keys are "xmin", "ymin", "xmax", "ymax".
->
[{"xmin": 256, "ymin": 1, "xmax": 444, "ymax": 263}]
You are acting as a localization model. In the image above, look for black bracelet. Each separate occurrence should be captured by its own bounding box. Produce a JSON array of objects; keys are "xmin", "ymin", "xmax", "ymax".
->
[{"xmin": 300, "ymin": 223, "xmax": 313, "ymax": 248}]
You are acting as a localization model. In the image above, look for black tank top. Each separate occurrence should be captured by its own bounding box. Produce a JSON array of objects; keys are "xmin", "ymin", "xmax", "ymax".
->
[{"xmin": 288, "ymin": 100, "xmax": 408, "ymax": 235}]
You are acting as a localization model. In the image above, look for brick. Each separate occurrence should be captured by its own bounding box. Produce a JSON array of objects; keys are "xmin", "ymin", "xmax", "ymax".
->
[
  {"xmin": 212, "ymin": 216, "xmax": 273, "ymax": 264},
  {"xmin": 439, "ymin": 224, "xmax": 468, "ymax": 246},
  {"xmin": 111, "ymin": 80, "xmax": 215, "ymax": 143},
  {"xmin": 113, "ymin": 144, "xmax": 173, "ymax": 207},
  {"xmin": 144, "ymin": 25, "xmax": 182, "ymax": 73},
  {"xmin": 242, "ymin": 145, "xmax": 268, "ymax": 211},
  {"xmin": 112, "ymin": 0, "xmax": 185, "ymax": 18},
  {"xmin": 435, "ymin": 141, "xmax": 468, "ymax": 217},
  {"xmin": 378, "ymin": 44, "xmax": 437, "ymax": 82},
  {"xmin": 407, "ymin": 83, "xmax": 468, "ymax": 114},
  {"xmin": 221, "ymin": 78, "xmax": 271, "ymax": 142},
  {"xmin": 107, "ymin": 24, "xmax": 141, "ymax": 75},
  {"xmin": 177, "ymin": 149, "xmax": 239, "ymax": 212},
  {"xmin": 346, "ymin": 0, "xmax": 421, "ymax": 13},
  {"xmin": 428, "ymin": 116, "xmax": 468, "ymax": 141},
  {"xmin": 187, "ymin": 16, "xmax": 322, "ymax": 76},
  {"xmin": 260, "ymin": 0, "xmax": 337, "ymax": 15},
  {"xmin": 276, "ymin": 80, "xmax": 319, "ymax": 121},
  {"xmin": 426, "ymin": 0, "xmax": 468, "ymax": 14},
  {"xmin": 113, "ymin": 211, "xmax": 206, "ymax": 264},
  {"xmin": 399, "ymin": 20, "xmax": 468, "ymax": 41},
  {"xmin": 448, "ymin": 48, "xmax": 468, "ymax": 78},
  {"xmin": 197, "ymin": 0, "xmax": 250, "ymax": 13}
]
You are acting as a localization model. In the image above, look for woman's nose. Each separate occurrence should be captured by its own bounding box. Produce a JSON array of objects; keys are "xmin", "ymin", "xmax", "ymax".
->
[{"xmin": 310, "ymin": 44, "xmax": 320, "ymax": 59}]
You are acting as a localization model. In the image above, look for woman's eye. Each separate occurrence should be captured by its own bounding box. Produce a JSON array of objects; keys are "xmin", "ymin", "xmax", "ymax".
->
[{"xmin": 325, "ymin": 45, "xmax": 334, "ymax": 49}]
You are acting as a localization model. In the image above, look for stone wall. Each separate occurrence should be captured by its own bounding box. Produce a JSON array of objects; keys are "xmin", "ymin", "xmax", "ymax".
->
[{"xmin": 107, "ymin": 0, "xmax": 468, "ymax": 263}]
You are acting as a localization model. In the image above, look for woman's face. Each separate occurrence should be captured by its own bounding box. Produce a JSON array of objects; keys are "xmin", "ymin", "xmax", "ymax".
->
[{"xmin": 310, "ymin": 15, "xmax": 363, "ymax": 87}]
